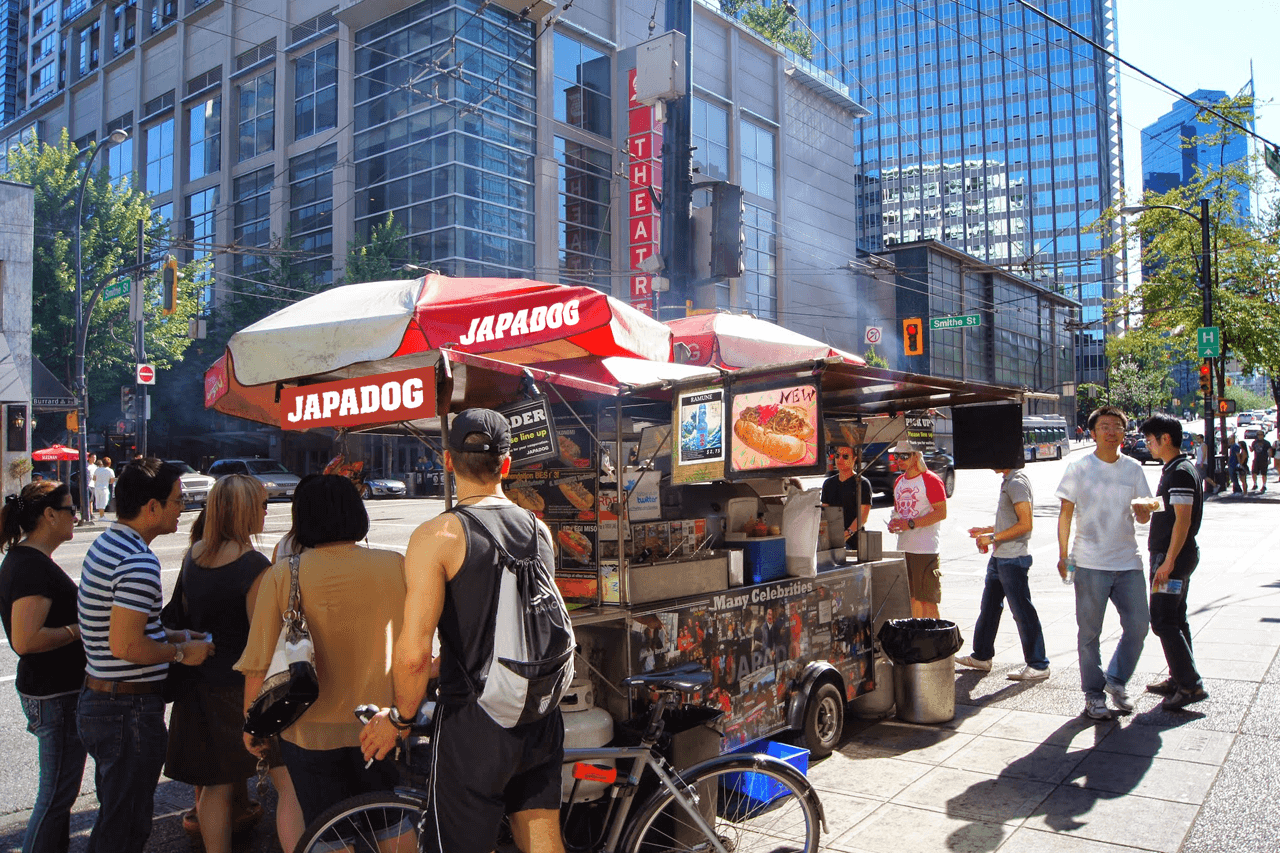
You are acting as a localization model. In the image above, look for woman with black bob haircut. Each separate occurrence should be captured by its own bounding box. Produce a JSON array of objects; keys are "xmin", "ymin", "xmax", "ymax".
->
[
  {"xmin": 0, "ymin": 481, "xmax": 86, "ymax": 853},
  {"xmin": 236, "ymin": 474, "xmax": 405, "ymax": 828}
]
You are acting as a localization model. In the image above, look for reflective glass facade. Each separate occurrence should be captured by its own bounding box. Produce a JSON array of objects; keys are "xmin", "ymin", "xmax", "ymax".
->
[
  {"xmin": 290, "ymin": 144, "xmax": 336, "ymax": 287},
  {"xmin": 353, "ymin": 0, "xmax": 535, "ymax": 278},
  {"xmin": 798, "ymin": 0, "xmax": 1121, "ymax": 384}
]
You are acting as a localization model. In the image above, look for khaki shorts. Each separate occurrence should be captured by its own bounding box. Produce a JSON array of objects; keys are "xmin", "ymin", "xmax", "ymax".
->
[{"xmin": 905, "ymin": 552, "xmax": 942, "ymax": 603}]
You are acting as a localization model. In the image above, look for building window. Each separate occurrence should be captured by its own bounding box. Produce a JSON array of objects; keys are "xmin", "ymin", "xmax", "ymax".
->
[
  {"xmin": 111, "ymin": 1, "xmax": 137, "ymax": 57},
  {"xmin": 33, "ymin": 33, "xmax": 57, "ymax": 62},
  {"xmin": 77, "ymin": 21, "xmax": 100, "ymax": 77},
  {"xmin": 106, "ymin": 115, "xmax": 133, "ymax": 188},
  {"xmin": 188, "ymin": 96, "xmax": 221, "ymax": 180},
  {"xmin": 289, "ymin": 144, "xmax": 336, "ymax": 287},
  {"xmin": 294, "ymin": 42, "xmax": 337, "ymax": 141},
  {"xmin": 149, "ymin": 0, "xmax": 176, "ymax": 34},
  {"xmin": 233, "ymin": 167, "xmax": 273, "ymax": 279},
  {"xmin": 553, "ymin": 32, "xmax": 610, "ymax": 140},
  {"xmin": 30, "ymin": 63, "xmax": 55, "ymax": 93},
  {"xmin": 185, "ymin": 186, "xmax": 218, "ymax": 309},
  {"xmin": 739, "ymin": 120, "xmax": 775, "ymax": 201},
  {"xmin": 555, "ymin": 137, "xmax": 611, "ymax": 286},
  {"xmin": 742, "ymin": 203, "xmax": 776, "ymax": 320},
  {"xmin": 145, "ymin": 117, "xmax": 174, "ymax": 194},
  {"xmin": 237, "ymin": 69, "xmax": 275, "ymax": 162},
  {"xmin": 691, "ymin": 98, "xmax": 729, "ymax": 181}
]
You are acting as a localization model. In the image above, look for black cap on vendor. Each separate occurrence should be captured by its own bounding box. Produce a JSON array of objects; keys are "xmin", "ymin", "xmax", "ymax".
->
[{"xmin": 448, "ymin": 408, "xmax": 512, "ymax": 453}]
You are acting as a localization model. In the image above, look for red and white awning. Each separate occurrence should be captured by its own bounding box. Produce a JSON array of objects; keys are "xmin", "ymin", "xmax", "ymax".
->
[{"xmin": 665, "ymin": 313, "xmax": 866, "ymax": 371}]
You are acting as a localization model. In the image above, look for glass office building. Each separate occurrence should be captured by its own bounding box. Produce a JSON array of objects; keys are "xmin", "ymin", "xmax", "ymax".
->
[{"xmin": 797, "ymin": 0, "xmax": 1123, "ymax": 385}]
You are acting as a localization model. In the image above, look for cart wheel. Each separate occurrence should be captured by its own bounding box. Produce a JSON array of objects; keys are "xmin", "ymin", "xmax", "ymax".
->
[{"xmin": 800, "ymin": 682, "xmax": 844, "ymax": 759}]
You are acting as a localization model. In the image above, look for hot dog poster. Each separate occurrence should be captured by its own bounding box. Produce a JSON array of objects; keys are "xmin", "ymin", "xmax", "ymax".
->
[
  {"xmin": 673, "ymin": 387, "xmax": 726, "ymax": 484},
  {"xmin": 727, "ymin": 379, "xmax": 824, "ymax": 478}
]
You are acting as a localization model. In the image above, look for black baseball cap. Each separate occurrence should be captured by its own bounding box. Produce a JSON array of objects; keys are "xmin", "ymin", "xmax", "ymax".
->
[{"xmin": 447, "ymin": 408, "xmax": 511, "ymax": 453}]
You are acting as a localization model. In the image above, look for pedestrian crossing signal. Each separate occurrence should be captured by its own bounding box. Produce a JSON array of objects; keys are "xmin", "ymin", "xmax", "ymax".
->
[{"xmin": 1217, "ymin": 399, "xmax": 1236, "ymax": 415}]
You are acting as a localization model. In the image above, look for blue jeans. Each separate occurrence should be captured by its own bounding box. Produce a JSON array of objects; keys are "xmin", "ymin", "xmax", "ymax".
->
[
  {"xmin": 1074, "ymin": 567, "xmax": 1149, "ymax": 699},
  {"xmin": 278, "ymin": 739, "xmax": 399, "ymax": 827},
  {"xmin": 76, "ymin": 688, "xmax": 167, "ymax": 853},
  {"xmin": 971, "ymin": 555, "xmax": 1049, "ymax": 670},
  {"xmin": 18, "ymin": 691, "xmax": 87, "ymax": 853}
]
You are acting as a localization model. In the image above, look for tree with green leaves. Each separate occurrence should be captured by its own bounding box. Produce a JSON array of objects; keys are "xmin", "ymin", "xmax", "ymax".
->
[
  {"xmin": 719, "ymin": 1, "xmax": 814, "ymax": 60},
  {"xmin": 861, "ymin": 345, "xmax": 888, "ymax": 368},
  {"xmin": 4, "ymin": 130, "xmax": 200, "ymax": 430},
  {"xmin": 341, "ymin": 213, "xmax": 417, "ymax": 284}
]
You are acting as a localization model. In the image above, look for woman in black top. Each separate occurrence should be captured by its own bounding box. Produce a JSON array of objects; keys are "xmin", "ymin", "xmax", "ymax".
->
[
  {"xmin": 0, "ymin": 481, "xmax": 86, "ymax": 853},
  {"xmin": 163, "ymin": 475, "xmax": 303, "ymax": 853}
]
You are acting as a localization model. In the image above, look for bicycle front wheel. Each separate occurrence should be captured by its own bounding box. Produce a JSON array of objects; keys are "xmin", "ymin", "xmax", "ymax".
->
[
  {"xmin": 621, "ymin": 756, "xmax": 821, "ymax": 853},
  {"xmin": 295, "ymin": 790, "xmax": 426, "ymax": 853}
]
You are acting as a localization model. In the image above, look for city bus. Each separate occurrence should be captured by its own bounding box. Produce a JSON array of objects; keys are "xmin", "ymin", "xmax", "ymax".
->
[{"xmin": 1023, "ymin": 415, "xmax": 1071, "ymax": 461}]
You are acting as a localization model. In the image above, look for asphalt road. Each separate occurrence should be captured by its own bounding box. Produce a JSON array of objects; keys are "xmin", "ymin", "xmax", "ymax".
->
[{"xmin": 1, "ymin": 444, "xmax": 1169, "ymax": 851}]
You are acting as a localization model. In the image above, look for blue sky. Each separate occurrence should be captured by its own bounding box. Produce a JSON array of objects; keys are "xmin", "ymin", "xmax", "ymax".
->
[{"xmin": 1115, "ymin": 0, "xmax": 1279, "ymax": 205}]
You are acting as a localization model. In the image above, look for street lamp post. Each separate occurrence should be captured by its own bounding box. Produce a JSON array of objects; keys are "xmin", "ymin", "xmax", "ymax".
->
[
  {"xmin": 73, "ymin": 128, "xmax": 129, "ymax": 524},
  {"xmin": 1120, "ymin": 198, "xmax": 1214, "ymax": 486}
]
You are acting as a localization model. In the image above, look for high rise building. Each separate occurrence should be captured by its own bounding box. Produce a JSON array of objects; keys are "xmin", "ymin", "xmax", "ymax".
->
[
  {"xmin": 796, "ymin": 0, "xmax": 1124, "ymax": 385},
  {"xmin": 1141, "ymin": 86, "xmax": 1255, "ymax": 221}
]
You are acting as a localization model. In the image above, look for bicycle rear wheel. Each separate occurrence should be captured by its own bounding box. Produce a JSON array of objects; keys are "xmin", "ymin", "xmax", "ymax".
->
[
  {"xmin": 620, "ymin": 756, "xmax": 821, "ymax": 853},
  {"xmin": 295, "ymin": 791, "xmax": 426, "ymax": 853}
]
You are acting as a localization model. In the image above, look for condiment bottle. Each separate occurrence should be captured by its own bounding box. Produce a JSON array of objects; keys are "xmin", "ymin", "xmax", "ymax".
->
[{"xmin": 749, "ymin": 513, "xmax": 768, "ymax": 537}]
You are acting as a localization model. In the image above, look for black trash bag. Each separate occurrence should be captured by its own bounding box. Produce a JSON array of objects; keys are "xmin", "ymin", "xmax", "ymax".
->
[{"xmin": 877, "ymin": 618, "xmax": 963, "ymax": 665}]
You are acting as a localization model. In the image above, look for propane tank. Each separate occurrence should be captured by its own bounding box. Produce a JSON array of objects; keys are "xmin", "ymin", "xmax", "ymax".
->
[{"xmin": 560, "ymin": 677, "xmax": 614, "ymax": 803}]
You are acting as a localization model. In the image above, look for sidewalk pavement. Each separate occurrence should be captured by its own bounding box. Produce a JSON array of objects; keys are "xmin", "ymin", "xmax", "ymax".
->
[{"xmin": 813, "ymin": 485, "xmax": 1280, "ymax": 853}]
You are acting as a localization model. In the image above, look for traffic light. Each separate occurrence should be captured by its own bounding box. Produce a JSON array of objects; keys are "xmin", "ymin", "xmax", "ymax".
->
[
  {"xmin": 161, "ymin": 255, "xmax": 179, "ymax": 315},
  {"xmin": 903, "ymin": 318, "xmax": 923, "ymax": 356},
  {"xmin": 1198, "ymin": 363, "xmax": 1211, "ymax": 393},
  {"xmin": 709, "ymin": 182, "xmax": 745, "ymax": 279},
  {"xmin": 121, "ymin": 386, "xmax": 135, "ymax": 418}
]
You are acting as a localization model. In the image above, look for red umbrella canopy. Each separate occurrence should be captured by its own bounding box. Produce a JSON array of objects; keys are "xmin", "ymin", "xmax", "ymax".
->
[
  {"xmin": 665, "ymin": 313, "xmax": 866, "ymax": 370},
  {"xmin": 31, "ymin": 444, "xmax": 82, "ymax": 461}
]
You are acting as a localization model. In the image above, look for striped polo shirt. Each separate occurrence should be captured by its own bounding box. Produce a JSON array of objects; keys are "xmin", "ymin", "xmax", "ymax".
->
[{"xmin": 77, "ymin": 523, "xmax": 168, "ymax": 682}]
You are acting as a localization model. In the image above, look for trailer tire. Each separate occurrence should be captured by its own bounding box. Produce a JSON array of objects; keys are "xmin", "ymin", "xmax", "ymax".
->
[{"xmin": 800, "ymin": 682, "xmax": 845, "ymax": 759}]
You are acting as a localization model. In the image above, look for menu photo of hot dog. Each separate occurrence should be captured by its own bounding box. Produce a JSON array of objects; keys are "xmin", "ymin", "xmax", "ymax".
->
[
  {"xmin": 555, "ymin": 523, "xmax": 596, "ymax": 567},
  {"xmin": 729, "ymin": 381, "xmax": 821, "ymax": 475}
]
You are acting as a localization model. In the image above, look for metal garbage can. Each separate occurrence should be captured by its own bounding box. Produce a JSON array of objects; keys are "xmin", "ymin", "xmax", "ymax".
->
[
  {"xmin": 876, "ymin": 618, "xmax": 962, "ymax": 725},
  {"xmin": 850, "ymin": 651, "xmax": 895, "ymax": 720}
]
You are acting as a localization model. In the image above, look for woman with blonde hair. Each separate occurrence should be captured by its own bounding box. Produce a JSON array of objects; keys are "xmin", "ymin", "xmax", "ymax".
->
[{"xmin": 163, "ymin": 474, "xmax": 304, "ymax": 853}]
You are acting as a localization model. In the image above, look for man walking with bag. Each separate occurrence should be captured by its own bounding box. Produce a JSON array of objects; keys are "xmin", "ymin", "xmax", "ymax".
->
[
  {"xmin": 1140, "ymin": 414, "xmax": 1209, "ymax": 711},
  {"xmin": 362, "ymin": 409, "xmax": 572, "ymax": 853}
]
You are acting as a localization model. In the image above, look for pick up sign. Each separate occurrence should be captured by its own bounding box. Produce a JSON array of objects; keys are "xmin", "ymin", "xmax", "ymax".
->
[{"xmin": 280, "ymin": 368, "xmax": 434, "ymax": 429}]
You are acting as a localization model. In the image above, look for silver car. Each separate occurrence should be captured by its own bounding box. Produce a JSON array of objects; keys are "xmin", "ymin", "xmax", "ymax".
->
[
  {"xmin": 361, "ymin": 470, "xmax": 407, "ymax": 499},
  {"xmin": 166, "ymin": 460, "xmax": 216, "ymax": 509},
  {"xmin": 207, "ymin": 458, "xmax": 302, "ymax": 499}
]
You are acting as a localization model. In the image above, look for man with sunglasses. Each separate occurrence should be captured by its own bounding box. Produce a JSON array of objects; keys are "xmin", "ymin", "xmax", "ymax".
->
[
  {"xmin": 885, "ymin": 440, "xmax": 948, "ymax": 619},
  {"xmin": 821, "ymin": 443, "xmax": 873, "ymax": 548}
]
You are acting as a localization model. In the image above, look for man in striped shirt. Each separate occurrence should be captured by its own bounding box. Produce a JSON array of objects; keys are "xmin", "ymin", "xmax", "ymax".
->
[{"xmin": 76, "ymin": 459, "xmax": 213, "ymax": 853}]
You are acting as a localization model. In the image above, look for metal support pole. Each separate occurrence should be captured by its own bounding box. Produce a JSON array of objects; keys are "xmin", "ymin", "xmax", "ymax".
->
[
  {"xmin": 1199, "ymin": 199, "xmax": 1215, "ymax": 487},
  {"xmin": 134, "ymin": 220, "xmax": 148, "ymax": 459}
]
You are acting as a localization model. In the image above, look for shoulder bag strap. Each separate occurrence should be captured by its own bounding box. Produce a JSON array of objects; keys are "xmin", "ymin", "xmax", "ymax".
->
[{"xmin": 285, "ymin": 554, "xmax": 307, "ymax": 642}]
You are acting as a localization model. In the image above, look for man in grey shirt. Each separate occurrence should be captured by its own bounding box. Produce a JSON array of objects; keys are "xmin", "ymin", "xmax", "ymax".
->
[{"xmin": 956, "ymin": 464, "xmax": 1049, "ymax": 681}]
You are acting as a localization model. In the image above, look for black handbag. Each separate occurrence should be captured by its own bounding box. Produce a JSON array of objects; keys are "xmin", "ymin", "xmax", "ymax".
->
[
  {"xmin": 161, "ymin": 563, "xmax": 199, "ymax": 703},
  {"xmin": 243, "ymin": 555, "xmax": 319, "ymax": 738}
]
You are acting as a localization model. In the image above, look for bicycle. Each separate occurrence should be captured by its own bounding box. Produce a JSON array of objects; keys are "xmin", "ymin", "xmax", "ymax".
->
[{"xmin": 294, "ymin": 664, "xmax": 826, "ymax": 853}]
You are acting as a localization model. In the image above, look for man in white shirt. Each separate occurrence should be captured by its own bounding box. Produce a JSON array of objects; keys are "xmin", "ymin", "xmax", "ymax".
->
[
  {"xmin": 1056, "ymin": 406, "xmax": 1154, "ymax": 720},
  {"xmin": 886, "ymin": 440, "xmax": 948, "ymax": 619}
]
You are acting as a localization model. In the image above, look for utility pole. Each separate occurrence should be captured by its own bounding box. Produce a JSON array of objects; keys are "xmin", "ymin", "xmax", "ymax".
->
[{"xmin": 132, "ymin": 220, "xmax": 148, "ymax": 458}]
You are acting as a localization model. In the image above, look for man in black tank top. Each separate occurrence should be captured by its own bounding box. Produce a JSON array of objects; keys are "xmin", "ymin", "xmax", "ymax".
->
[{"xmin": 361, "ymin": 409, "xmax": 565, "ymax": 853}]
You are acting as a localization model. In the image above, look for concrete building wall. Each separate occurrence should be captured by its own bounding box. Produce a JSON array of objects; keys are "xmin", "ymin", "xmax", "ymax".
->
[{"xmin": 0, "ymin": 179, "xmax": 35, "ymax": 496}]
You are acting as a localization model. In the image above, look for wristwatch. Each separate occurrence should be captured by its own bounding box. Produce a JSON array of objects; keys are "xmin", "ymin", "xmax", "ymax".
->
[
  {"xmin": 172, "ymin": 643, "xmax": 185, "ymax": 664},
  {"xmin": 907, "ymin": 519, "xmax": 916, "ymax": 530}
]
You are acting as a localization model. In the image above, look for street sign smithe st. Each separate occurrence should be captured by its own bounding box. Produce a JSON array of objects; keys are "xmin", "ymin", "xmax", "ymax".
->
[{"xmin": 929, "ymin": 313, "xmax": 981, "ymax": 330}]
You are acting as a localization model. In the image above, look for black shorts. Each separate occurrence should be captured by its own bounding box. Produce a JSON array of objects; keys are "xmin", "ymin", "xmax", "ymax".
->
[{"xmin": 418, "ymin": 702, "xmax": 564, "ymax": 853}]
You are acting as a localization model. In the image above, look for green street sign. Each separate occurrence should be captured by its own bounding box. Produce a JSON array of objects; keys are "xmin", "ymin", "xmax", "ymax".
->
[
  {"xmin": 103, "ymin": 279, "xmax": 131, "ymax": 300},
  {"xmin": 1196, "ymin": 326, "xmax": 1220, "ymax": 358},
  {"xmin": 929, "ymin": 313, "xmax": 981, "ymax": 331}
]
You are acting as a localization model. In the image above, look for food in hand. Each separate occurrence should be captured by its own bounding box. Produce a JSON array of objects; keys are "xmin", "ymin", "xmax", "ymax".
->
[
  {"xmin": 733, "ymin": 410, "xmax": 808, "ymax": 463},
  {"xmin": 1131, "ymin": 497, "xmax": 1162, "ymax": 512},
  {"xmin": 508, "ymin": 486, "xmax": 544, "ymax": 513},
  {"xmin": 558, "ymin": 529, "xmax": 593, "ymax": 560},
  {"xmin": 559, "ymin": 480, "xmax": 596, "ymax": 512}
]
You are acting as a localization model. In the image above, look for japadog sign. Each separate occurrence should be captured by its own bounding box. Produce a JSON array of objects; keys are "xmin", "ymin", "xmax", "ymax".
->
[{"xmin": 280, "ymin": 368, "xmax": 435, "ymax": 430}]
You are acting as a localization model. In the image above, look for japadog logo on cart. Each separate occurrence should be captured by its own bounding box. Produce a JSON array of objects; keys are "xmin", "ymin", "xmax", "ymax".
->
[
  {"xmin": 457, "ymin": 298, "xmax": 582, "ymax": 346},
  {"xmin": 280, "ymin": 368, "xmax": 434, "ymax": 430}
]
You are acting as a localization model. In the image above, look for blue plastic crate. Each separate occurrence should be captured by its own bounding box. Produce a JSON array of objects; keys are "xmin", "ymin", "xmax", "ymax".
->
[
  {"xmin": 724, "ymin": 741, "xmax": 809, "ymax": 808},
  {"xmin": 741, "ymin": 537, "xmax": 786, "ymax": 584}
]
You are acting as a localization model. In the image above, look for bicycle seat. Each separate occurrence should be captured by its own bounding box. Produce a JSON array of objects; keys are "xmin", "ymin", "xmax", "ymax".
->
[{"xmin": 623, "ymin": 662, "xmax": 711, "ymax": 693}]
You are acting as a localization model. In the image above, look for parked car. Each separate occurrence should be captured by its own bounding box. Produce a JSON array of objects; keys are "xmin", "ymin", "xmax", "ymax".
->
[
  {"xmin": 862, "ymin": 447, "xmax": 956, "ymax": 497},
  {"xmin": 206, "ymin": 457, "xmax": 301, "ymax": 499},
  {"xmin": 360, "ymin": 470, "xmax": 407, "ymax": 499},
  {"xmin": 1121, "ymin": 434, "xmax": 1154, "ymax": 464},
  {"xmin": 166, "ymin": 460, "xmax": 216, "ymax": 509}
]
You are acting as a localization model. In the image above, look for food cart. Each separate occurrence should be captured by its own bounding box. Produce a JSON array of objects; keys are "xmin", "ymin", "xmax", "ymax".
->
[{"xmin": 205, "ymin": 275, "xmax": 1023, "ymax": 759}]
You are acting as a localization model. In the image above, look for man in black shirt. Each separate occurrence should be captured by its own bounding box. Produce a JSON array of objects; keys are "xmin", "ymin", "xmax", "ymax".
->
[
  {"xmin": 820, "ymin": 442, "xmax": 873, "ymax": 547},
  {"xmin": 1140, "ymin": 414, "xmax": 1207, "ymax": 711}
]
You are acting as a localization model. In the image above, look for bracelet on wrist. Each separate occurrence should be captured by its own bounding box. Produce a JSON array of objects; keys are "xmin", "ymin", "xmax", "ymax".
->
[
  {"xmin": 388, "ymin": 707, "xmax": 413, "ymax": 730},
  {"xmin": 64, "ymin": 625, "xmax": 77, "ymax": 641}
]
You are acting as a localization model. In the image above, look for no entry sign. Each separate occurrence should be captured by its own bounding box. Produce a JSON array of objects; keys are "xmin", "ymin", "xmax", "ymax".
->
[{"xmin": 136, "ymin": 364, "xmax": 156, "ymax": 385}]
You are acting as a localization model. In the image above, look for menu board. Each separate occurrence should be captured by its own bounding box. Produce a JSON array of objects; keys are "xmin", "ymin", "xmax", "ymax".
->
[
  {"xmin": 672, "ymin": 387, "xmax": 726, "ymax": 484},
  {"xmin": 726, "ymin": 378, "xmax": 824, "ymax": 479}
]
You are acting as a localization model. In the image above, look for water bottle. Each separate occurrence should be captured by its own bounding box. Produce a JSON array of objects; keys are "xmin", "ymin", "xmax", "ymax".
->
[{"xmin": 1062, "ymin": 561, "xmax": 1076, "ymax": 585}]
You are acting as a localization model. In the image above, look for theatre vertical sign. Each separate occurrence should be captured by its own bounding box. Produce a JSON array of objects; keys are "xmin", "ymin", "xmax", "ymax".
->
[{"xmin": 628, "ymin": 69, "xmax": 662, "ymax": 316}]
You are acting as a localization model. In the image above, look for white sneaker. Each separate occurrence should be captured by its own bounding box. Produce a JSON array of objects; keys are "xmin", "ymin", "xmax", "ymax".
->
[
  {"xmin": 1007, "ymin": 665, "xmax": 1050, "ymax": 682},
  {"xmin": 1104, "ymin": 682, "xmax": 1135, "ymax": 713},
  {"xmin": 955, "ymin": 655, "xmax": 992, "ymax": 671},
  {"xmin": 1083, "ymin": 696, "xmax": 1113, "ymax": 720}
]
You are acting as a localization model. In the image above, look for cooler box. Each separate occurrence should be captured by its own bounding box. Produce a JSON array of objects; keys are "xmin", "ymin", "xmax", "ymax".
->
[
  {"xmin": 725, "ymin": 534, "xmax": 787, "ymax": 583},
  {"xmin": 725, "ymin": 741, "xmax": 809, "ymax": 808}
]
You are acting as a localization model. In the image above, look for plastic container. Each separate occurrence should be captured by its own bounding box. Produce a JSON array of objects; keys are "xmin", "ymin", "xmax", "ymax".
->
[
  {"xmin": 893, "ymin": 656, "xmax": 956, "ymax": 724},
  {"xmin": 876, "ymin": 618, "xmax": 963, "ymax": 665},
  {"xmin": 725, "ymin": 741, "xmax": 809, "ymax": 807},
  {"xmin": 726, "ymin": 536, "xmax": 787, "ymax": 583}
]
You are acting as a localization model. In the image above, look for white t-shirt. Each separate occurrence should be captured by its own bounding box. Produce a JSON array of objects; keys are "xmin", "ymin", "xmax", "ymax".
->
[
  {"xmin": 892, "ymin": 470, "xmax": 947, "ymax": 554},
  {"xmin": 91, "ymin": 466, "xmax": 113, "ymax": 490},
  {"xmin": 1055, "ymin": 452, "xmax": 1151, "ymax": 571}
]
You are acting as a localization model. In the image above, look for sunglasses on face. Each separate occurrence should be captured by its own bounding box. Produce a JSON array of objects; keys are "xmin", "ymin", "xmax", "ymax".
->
[
  {"xmin": 892, "ymin": 453, "xmax": 913, "ymax": 460},
  {"xmin": 836, "ymin": 453, "xmax": 854, "ymax": 460}
]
